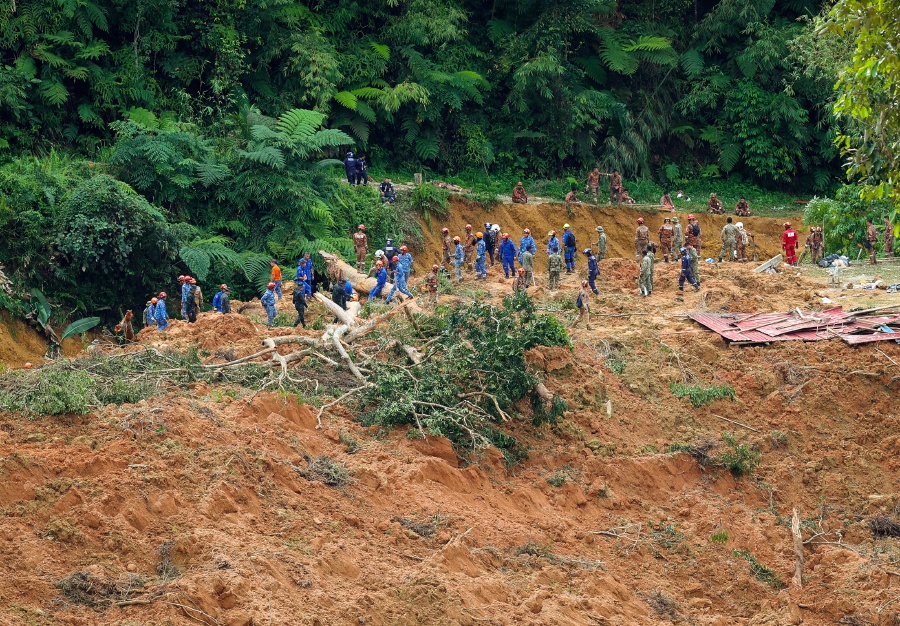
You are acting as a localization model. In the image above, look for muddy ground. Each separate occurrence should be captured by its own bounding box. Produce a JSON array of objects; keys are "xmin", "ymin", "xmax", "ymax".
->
[{"xmin": 1, "ymin": 200, "xmax": 899, "ymax": 626}]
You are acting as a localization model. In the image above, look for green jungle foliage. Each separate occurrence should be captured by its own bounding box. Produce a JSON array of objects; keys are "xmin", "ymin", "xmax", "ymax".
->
[
  {"xmin": 805, "ymin": 186, "xmax": 894, "ymax": 256},
  {"xmin": 0, "ymin": 0, "xmax": 844, "ymax": 186},
  {"xmin": 360, "ymin": 291, "xmax": 570, "ymax": 464}
]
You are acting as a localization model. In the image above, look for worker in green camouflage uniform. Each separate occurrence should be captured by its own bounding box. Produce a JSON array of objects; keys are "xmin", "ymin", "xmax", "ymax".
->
[
  {"xmin": 595, "ymin": 225, "xmax": 607, "ymax": 260},
  {"xmin": 719, "ymin": 217, "xmax": 738, "ymax": 262},
  {"xmin": 672, "ymin": 216, "xmax": 684, "ymax": 260},
  {"xmin": 687, "ymin": 242, "xmax": 700, "ymax": 284},
  {"xmin": 548, "ymin": 251, "xmax": 562, "ymax": 290},
  {"xmin": 638, "ymin": 248, "xmax": 653, "ymax": 296},
  {"xmin": 522, "ymin": 247, "xmax": 535, "ymax": 285}
]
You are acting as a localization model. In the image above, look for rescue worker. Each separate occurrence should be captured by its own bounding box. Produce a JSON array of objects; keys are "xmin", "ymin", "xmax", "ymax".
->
[
  {"xmin": 441, "ymin": 227, "xmax": 453, "ymax": 268},
  {"xmin": 735, "ymin": 197, "xmax": 751, "ymax": 217},
  {"xmin": 573, "ymin": 281, "xmax": 592, "ymax": 329},
  {"xmin": 783, "ymin": 222, "xmax": 799, "ymax": 266},
  {"xmin": 620, "ymin": 190, "xmax": 636, "ymax": 205},
  {"xmin": 297, "ymin": 253, "xmax": 313, "ymax": 297},
  {"xmin": 425, "ymin": 265, "xmax": 440, "ymax": 305},
  {"xmin": 292, "ymin": 282, "xmax": 307, "ymax": 327},
  {"xmin": 491, "ymin": 224, "xmax": 502, "ymax": 261},
  {"xmin": 380, "ymin": 178, "xmax": 396, "ymax": 203},
  {"xmin": 512, "ymin": 181, "xmax": 528, "ymax": 204},
  {"xmin": 547, "ymin": 230, "xmax": 560, "ymax": 256},
  {"xmin": 143, "ymin": 299, "xmax": 156, "ymax": 328},
  {"xmin": 386, "ymin": 255, "xmax": 413, "ymax": 303},
  {"xmin": 220, "ymin": 286, "xmax": 232, "ymax": 314},
  {"xmin": 603, "ymin": 170, "xmax": 622, "ymax": 203},
  {"xmin": 453, "ymin": 236, "xmax": 464, "ymax": 281},
  {"xmin": 811, "ymin": 226, "xmax": 822, "ymax": 263},
  {"xmin": 512, "ymin": 267, "xmax": 528, "ymax": 291},
  {"xmin": 565, "ymin": 186, "xmax": 580, "ymax": 204},
  {"xmin": 500, "ymin": 233, "xmax": 517, "ymax": 278},
  {"xmin": 736, "ymin": 223, "xmax": 750, "ymax": 263},
  {"xmin": 658, "ymin": 217, "xmax": 674, "ymax": 263},
  {"xmin": 463, "ymin": 224, "xmax": 476, "ymax": 272},
  {"xmin": 719, "ymin": 217, "xmax": 738, "ymax": 262},
  {"xmin": 191, "ymin": 277, "xmax": 203, "ymax": 310},
  {"xmin": 155, "ymin": 292, "xmax": 169, "ymax": 331},
  {"xmin": 519, "ymin": 229, "xmax": 536, "ymax": 265},
  {"xmin": 185, "ymin": 284, "xmax": 199, "ymax": 323},
  {"xmin": 212, "ymin": 284, "xmax": 227, "ymax": 312},
  {"xmin": 475, "ymin": 232, "xmax": 487, "ymax": 280},
  {"xmin": 296, "ymin": 262, "xmax": 311, "ymax": 299},
  {"xmin": 584, "ymin": 248, "xmax": 599, "ymax": 294},
  {"xmin": 548, "ymin": 250, "xmax": 562, "ymax": 290},
  {"xmin": 483, "ymin": 223, "xmax": 496, "ymax": 266},
  {"xmin": 685, "ymin": 214, "xmax": 702, "ymax": 257},
  {"xmin": 353, "ymin": 224, "xmax": 368, "ymax": 272},
  {"xmin": 270, "ymin": 260, "xmax": 283, "ymax": 300},
  {"xmin": 261, "ymin": 282, "xmax": 277, "ymax": 328},
  {"xmin": 638, "ymin": 249, "xmax": 652, "ymax": 297},
  {"xmin": 354, "ymin": 155, "xmax": 368, "ymax": 186},
  {"xmin": 635, "ymin": 217, "xmax": 650, "ymax": 262},
  {"xmin": 805, "ymin": 226, "xmax": 821, "ymax": 265},
  {"xmin": 180, "ymin": 275, "xmax": 191, "ymax": 319},
  {"xmin": 595, "ymin": 226, "xmax": 607, "ymax": 261},
  {"xmin": 678, "ymin": 248, "xmax": 700, "ymax": 291},
  {"xmin": 343, "ymin": 152, "xmax": 356, "ymax": 185},
  {"xmin": 885, "ymin": 217, "xmax": 894, "ymax": 258},
  {"xmin": 331, "ymin": 279, "xmax": 348, "ymax": 322},
  {"xmin": 586, "ymin": 168, "xmax": 600, "ymax": 201},
  {"xmin": 370, "ymin": 261, "xmax": 388, "ymax": 299},
  {"xmin": 708, "ymin": 193, "xmax": 724, "ymax": 215},
  {"xmin": 522, "ymin": 244, "xmax": 535, "ymax": 285},
  {"xmin": 672, "ymin": 216, "xmax": 684, "ymax": 259},
  {"xmin": 382, "ymin": 238, "xmax": 399, "ymax": 280},
  {"xmin": 687, "ymin": 242, "xmax": 700, "ymax": 283},
  {"xmin": 398, "ymin": 245, "xmax": 413, "ymax": 277},
  {"xmin": 646, "ymin": 244, "xmax": 656, "ymax": 294},
  {"xmin": 660, "ymin": 192, "xmax": 674, "ymax": 210},
  {"xmin": 562, "ymin": 224, "xmax": 577, "ymax": 273},
  {"xmin": 866, "ymin": 218, "xmax": 878, "ymax": 265}
]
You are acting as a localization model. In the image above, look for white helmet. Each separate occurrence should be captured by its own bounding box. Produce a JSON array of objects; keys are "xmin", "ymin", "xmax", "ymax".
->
[
  {"xmin": 735, "ymin": 222, "xmax": 743, "ymax": 229},
  {"xmin": 375, "ymin": 250, "xmax": 385, "ymax": 258},
  {"xmin": 491, "ymin": 224, "xmax": 501, "ymax": 232}
]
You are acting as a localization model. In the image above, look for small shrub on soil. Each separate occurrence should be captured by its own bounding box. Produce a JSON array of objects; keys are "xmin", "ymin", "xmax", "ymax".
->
[
  {"xmin": 734, "ymin": 549, "xmax": 784, "ymax": 588},
  {"xmin": 156, "ymin": 540, "xmax": 179, "ymax": 580},
  {"xmin": 643, "ymin": 589, "xmax": 679, "ymax": 620},
  {"xmin": 55, "ymin": 570, "xmax": 146, "ymax": 607},
  {"xmin": 339, "ymin": 430, "xmax": 360, "ymax": 454},
  {"xmin": 769, "ymin": 430, "xmax": 788, "ymax": 449},
  {"xmin": 547, "ymin": 473, "xmax": 566, "ymax": 487},
  {"xmin": 297, "ymin": 455, "xmax": 352, "ymax": 488},
  {"xmin": 393, "ymin": 516, "xmax": 436, "ymax": 537},
  {"xmin": 666, "ymin": 439, "xmax": 717, "ymax": 465},
  {"xmin": 715, "ymin": 433, "xmax": 761, "ymax": 477},
  {"xmin": 710, "ymin": 531, "xmax": 730, "ymax": 543},
  {"xmin": 669, "ymin": 382, "xmax": 735, "ymax": 407},
  {"xmin": 869, "ymin": 515, "xmax": 900, "ymax": 538}
]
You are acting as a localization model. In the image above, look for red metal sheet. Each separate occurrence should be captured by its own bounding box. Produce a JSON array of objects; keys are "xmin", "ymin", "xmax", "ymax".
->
[{"xmin": 843, "ymin": 332, "xmax": 900, "ymax": 345}]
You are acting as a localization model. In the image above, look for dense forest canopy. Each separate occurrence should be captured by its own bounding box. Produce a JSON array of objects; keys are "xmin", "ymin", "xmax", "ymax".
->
[{"xmin": 1, "ymin": 0, "xmax": 845, "ymax": 185}]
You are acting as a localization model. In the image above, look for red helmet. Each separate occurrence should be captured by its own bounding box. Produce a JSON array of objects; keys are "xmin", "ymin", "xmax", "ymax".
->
[
  {"xmin": 582, "ymin": 280, "xmax": 588, "ymax": 287},
  {"xmin": 178, "ymin": 275, "xmax": 185, "ymax": 282},
  {"xmin": 267, "ymin": 282, "xmax": 276, "ymax": 289},
  {"xmin": 392, "ymin": 255, "xmax": 400, "ymax": 262},
  {"xmin": 502, "ymin": 233, "xmax": 509, "ymax": 239},
  {"xmin": 431, "ymin": 264, "xmax": 439, "ymax": 271},
  {"xmin": 784, "ymin": 222, "xmax": 791, "ymax": 228},
  {"xmin": 358, "ymin": 224, "xmax": 365, "ymax": 230},
  {"xmin": 637, "ymin": 217, "xmax": 644, "ymax": 224},
  {"xmin": 220, "ymin": 284, "xmax": 227, "ymax": 290},
  {"xmin": 400, "ymin": 245, "xmax": 408, "ymax": 252},
  {"xmin": 158, "ymin": 292, "xmax": 167, "ymax": 299},
  {"xmin": 441, "ymin": 227, "xmax": 449, "ymax": 234},
  {"xmin": 465, "ymin": 224, "xmax": 472, "ymax": 230},
  {"xmin": 687, "ymin": 213, "xmax": 695, "ymax": 220},
  {"xmin": 517, "ymin": 268, "xmax": 526, "ymax": 274}
]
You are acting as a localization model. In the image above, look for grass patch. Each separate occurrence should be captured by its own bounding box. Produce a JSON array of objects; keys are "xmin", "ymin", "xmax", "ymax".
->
[
  {"xmin": 669, "ymin": 382, "xmax": 735, "ymax": 407},
  {"xmin": 716, "ymin": 433, "xmax": 761, "ymax": 477},
  {"xmin": 710, "ymin": 531, "xmax": 730, "ymax": 543},
  {"xmin": 734, "ymin": 549, "xmax": 784, "ymax": 588}
]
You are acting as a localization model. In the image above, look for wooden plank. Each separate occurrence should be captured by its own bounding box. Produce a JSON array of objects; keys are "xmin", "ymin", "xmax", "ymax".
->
[{"xmin": 753, "ymin": 254, "xmax": 783, "ymax": 273}]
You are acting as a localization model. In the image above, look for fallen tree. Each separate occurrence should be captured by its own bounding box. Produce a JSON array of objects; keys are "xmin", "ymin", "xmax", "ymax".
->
[{"xmin": 319, "ymin": 250, "xmax": 392, "ymax": 297}]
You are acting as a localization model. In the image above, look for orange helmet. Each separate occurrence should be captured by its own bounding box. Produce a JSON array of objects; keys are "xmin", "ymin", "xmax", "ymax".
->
[
  {"xmin": 151, "ymin": 297, "xmax": 158, "ymax": 304},
  {"xmin": 453, "ymin": 236, "xmax": 460, "ymax": 242},
  {"xmin": 376, "ymin": 261, "xmax": 384, "ymax": 268},
  {"xmin": 476, "ymin": 232, "xmax": 483, "ymax": 238},
  {"xmin": 502, "ymin": 233, "xmax": 509, "ymax": 239},
  {"xmin": 178, "ymin": 275, "xmax": 185, "ymax": 282}
]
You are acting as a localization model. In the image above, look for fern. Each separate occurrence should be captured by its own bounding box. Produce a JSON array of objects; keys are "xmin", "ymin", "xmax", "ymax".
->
[
  {"xmin": 681, "ymin": 50, "xmax": 705, "ymax": 78},
  {"xmin": 334, "ymin": 91, "xmax": 358, "ymax": 110}
]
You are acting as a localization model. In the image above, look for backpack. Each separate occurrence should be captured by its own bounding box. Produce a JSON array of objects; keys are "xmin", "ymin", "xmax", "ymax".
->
[{"xmin": 575, "ymin": 293, "xmax": 583, "ymax": 309}]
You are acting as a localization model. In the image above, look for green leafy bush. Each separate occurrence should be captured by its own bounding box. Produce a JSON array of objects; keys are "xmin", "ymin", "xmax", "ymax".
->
[
  {"xmin": 0, "ymin": 369, "xmax": 96, "ymax": 416},
  {"xmin": 715, "ymin": 433, "xmax": 761, "ymax": 477},
  {"xmin": 669, "ymin": 382, "xmax": 735, "ymax": 407},
  {"xmin": 360, "ymin": 291, "xmax": 570, "ymax": 464},
  {"xmin": 733, "ymin": 549, "xmax": 784, "ymax": 588}
]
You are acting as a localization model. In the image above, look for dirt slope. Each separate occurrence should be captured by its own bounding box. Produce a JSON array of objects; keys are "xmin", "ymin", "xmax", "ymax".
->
[{"xmin": 2, "ymin": 205, "xmax": 900, "ymax": 626}]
